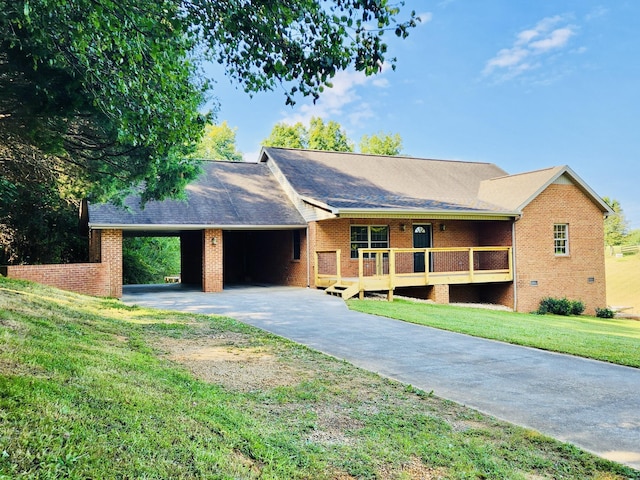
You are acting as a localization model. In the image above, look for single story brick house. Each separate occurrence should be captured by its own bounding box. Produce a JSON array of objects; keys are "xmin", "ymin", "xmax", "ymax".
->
[{"xmin": 84, "ymin": 147, "xmax": 612, "ymax": 314}]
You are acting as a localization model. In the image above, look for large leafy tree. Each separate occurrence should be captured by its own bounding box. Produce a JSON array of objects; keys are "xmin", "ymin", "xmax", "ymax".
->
[
  {"xmin": 359, "ymin": 132, "xmax": 403, "ymax": 155},
  {"xmin": 264, "ymin": 119, "xmax": 405, "ymax": 155},
  {"xmin": 308, "ymin": 117, "xmax": 353, "ymax": 152},
  {"xmin": 191, "ymin": 122, "xmax": 243, "ymax": 161},
  {"xmin": 1, "ymin": 0, "xmax": 417, "ymax": 263},
  {"xmin": 603, "ymin": 197, "xmax": 628, "ymax": 246},
  {"xmin": 263, "ymin": 117, "xmax": 353, "ymax": 152}
]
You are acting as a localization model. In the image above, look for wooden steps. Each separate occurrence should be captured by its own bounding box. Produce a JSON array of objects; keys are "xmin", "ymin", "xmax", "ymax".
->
[{"xmin": 325, "ymin": 282, "xmax": 360, "ymax": 300}]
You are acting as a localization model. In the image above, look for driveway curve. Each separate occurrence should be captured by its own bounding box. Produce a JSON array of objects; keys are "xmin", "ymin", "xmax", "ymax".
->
[{"xmin": 123, "ymin": 284, "xmax": 640, "ymax": 470}]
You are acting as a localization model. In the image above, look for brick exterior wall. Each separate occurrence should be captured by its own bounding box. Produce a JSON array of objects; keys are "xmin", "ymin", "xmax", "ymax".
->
[
  {"xmin": 2, "ymin": 263, "xmax": 110, "ymax": 297},
  {"xmin": 312, "ymin": 217, "xmax": 513, "ymax": 276},
  {"xmin": 203, "ymin": 229, "xmax": 223, "ymax": 292},
  {"xmin": 310, "ymin": 217, "xmax": 515, "ymax": 308},
  {"xmin": 100, "ymin": 229, "xmax": 123, "ymax": 298},
  {"xmin": 514, "ymin": 183, "xmax": 606, "ymax": 315},
  {"xmin": 3, "ymin": 228, "xmax": 123, "ymax": 298}
]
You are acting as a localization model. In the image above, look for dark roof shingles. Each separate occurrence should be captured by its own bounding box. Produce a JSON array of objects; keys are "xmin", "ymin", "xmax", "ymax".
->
[{"xmin": 89, "ymin": 162, "xmax": 306, "ymax": 227}]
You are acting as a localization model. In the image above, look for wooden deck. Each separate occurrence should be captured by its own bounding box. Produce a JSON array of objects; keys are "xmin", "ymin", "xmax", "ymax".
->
[{"xmin": 316, "ymin": 247, "xmax": 513, "ymax": 300}]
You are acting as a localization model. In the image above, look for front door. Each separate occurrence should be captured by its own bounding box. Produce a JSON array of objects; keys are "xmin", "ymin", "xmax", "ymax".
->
[{"xmin": 413, "ymin": 224, "xmax": 432, "ymax": 273}]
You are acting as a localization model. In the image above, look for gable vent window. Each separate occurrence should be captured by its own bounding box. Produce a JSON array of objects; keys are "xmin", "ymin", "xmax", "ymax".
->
[
  {"xmin": 350, "ymin": 225, "xmax": 389, "ymax": 259},
  {"xmin": 554, "ymin": 224, "xmax": 569, "ymax": 256}
]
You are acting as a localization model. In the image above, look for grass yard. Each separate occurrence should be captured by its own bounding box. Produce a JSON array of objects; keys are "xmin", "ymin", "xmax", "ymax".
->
[
  {"xmin": 348, "ymin": 299, "xmax": 640, "ymax": 368},
  {"xmin": 606, "ymin": 250, "xmax": 640, "ymax": 315},
  {"xmin": 1, "ymin": 277, "xmax": 639, "ymax": 479}
]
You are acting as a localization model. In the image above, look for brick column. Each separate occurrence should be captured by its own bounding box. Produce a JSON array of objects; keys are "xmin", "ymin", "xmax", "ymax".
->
[
  {"xmin": 429, "ymin": 284, "xmax": 450, "ymax": 305},
  {"xmin": 100, "ymin": 229, "xmax": 123, "ymax": 298},
  {"xmin": 202, "ymin": 229, "xmax": 223, "ymax": 292}
]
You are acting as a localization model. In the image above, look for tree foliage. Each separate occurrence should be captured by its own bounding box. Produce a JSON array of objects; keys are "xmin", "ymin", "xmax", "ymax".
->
[
  {"xmin": 191, "ymin": 122, "xmax": 243, "ymax": 161},
  {"xmin": 359, "ymin": 132, "xmax": 403, "ymax": 155},
  {"xmin": 603, "ymin": 197, "xmax": 628, "ymax": 246},
  {"xmin": 263, "ymin": 117, "xmax": 353, "ymax": 152},
  {"xmin": 122, "ymin": 237, "xmax": 181, "ymax": 285},
  {"xmin": 2, "ymin": 0, "xmax": 416, "ymax": 201},
  {"xmin": 263, "ymin": 118, "xmax": 405, "ymax": 155},
  {"xmin": 308, "ymin": 118, "xmax": 353, "ymax": 152},
  {"xmin": 1, "ymin": 0, "xmax": 417, "ymax": 264},
  {"xmin": 262, "ymin": 117, "xmax": 353, "ymax": 152}
]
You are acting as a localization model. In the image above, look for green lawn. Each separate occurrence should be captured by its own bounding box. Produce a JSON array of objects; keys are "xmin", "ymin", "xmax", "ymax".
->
[
  {"xmin": 2, "ymin": 276, "xmax": 638, "ymax": 479},
  {"xmin": 348, "ymin": 299, "xmax": 640, "ymax": 368},
  {"xmin": 606, "ymin": 250, "xmax": 640, "ymax": 315}
]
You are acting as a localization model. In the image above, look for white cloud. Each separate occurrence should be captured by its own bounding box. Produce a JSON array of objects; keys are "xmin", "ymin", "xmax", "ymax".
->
[
  {"xmin": 529, "ymin": 27, "xmax": 574, "ymax": 51},
  {"xmin": 417, "ymin": 12, "xmax": 433, "ymax": 25},
  {"xmin": 483, "ymin": 15, "xmax": 577, "ymax": 81},
  {"xmin": 278, "ymin": 67, "xmax": 389, "ymax": 127}
]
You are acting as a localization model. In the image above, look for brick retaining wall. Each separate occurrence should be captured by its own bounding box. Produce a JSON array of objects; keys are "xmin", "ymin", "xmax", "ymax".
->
[{"xmin": 1, "ymin": 263, "xmax": 111, "ymax": 297}]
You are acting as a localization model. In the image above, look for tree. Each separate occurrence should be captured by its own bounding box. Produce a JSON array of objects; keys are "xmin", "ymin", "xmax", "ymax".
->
[
  {"xmin": 308, "ymin": 118, "xmax": 353, "ymax": 152},
  {"xmin": 264, "ymin": 119, "xmax": 405, "ymax": 155},
  {"xmin": 123, "ymin": 237, "xmax": 181, "ymax": 285},
  {"xmin": 263, "ymin": 117, "xmax": 353, "ymax": 152},
  {"xmin": 191, "ymin": 122, "xmax": 243, "ymax": 161},
  {"xmin": 262, "ymin": 123, "xmax": 308, "ymax": 149},
  {"xmin": 1, "ymin": 0, "xmax": 417, "ymax": 263},
  {"xmin": 603, "ymin": 197, "xmax": 628, "ymax": 246},
  {"xmin": 359, "ymin": 132, "xmax": 403, "ymax": 155},
  {"xmin": 2, "ymin": 0, "xmax": 417, "ymax": 201}
]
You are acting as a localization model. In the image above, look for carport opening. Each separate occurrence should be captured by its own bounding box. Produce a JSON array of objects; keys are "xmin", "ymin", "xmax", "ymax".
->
[
  {"xmin": 122, "ymin": 231, "xmax": 205, "ymax": 289},
  {"xmin": 223, "ymin": 230, "xmax": 300, "ymax": 287},
  {"xmin": 122, "ymin": 233, "xmax": 181, "ymax": 285}
]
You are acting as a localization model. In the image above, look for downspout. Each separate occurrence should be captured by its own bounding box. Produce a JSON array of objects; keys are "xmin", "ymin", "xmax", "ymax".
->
[
  {"xmin": 306, "ymin": 225, "xmax": 311, "ymax": 288},
  {"xmin": 512, "ymin": 217, "xmax": 519, "ymax": 312}
]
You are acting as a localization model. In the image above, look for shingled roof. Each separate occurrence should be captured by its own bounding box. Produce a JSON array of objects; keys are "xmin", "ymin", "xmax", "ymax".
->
[
  {"xmin": 88, "ymin": 148, "xmax": 612, "ymax": 231},
  {"xmin": 260, "ymin": 147, "xmax": 515, "ymax": 215},
  {"xmin": 87, "ymin": 161, "xmax": 306, "ymax": 231}
]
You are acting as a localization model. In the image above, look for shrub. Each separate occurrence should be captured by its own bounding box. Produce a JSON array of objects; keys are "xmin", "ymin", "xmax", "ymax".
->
[
  {"xmin": 570, "ymin": 300, "xmax": 585, "ymax": 316},
  {"xmin": 537, "ymin": 297, "xmax": 585, "ymax": 316},
  {"xmin": 595, "ymin": 307, "xmax": 615, "ymax": 319}
]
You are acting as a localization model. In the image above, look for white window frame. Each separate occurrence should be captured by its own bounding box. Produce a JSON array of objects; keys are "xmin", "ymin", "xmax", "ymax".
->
[
  {"xmin": 350, "ymin": 225, "xmax": 389, "ymax": 259},
  {"xmin": 554, "ymin": 223, "xmax": 569, "ymax": 256}
]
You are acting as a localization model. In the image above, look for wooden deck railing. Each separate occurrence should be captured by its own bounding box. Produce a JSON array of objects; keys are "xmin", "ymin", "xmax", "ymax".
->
[
  {"xmin": 315, "ymin": 249, "xmax": 342, "ymax": 284},
  {"xmin": 357, "ymin": 246, "xmax": 513, "ymax": 292},
  {"xmin": 315, "ymin": 246, "xmax": 513, "ymax": 293}
]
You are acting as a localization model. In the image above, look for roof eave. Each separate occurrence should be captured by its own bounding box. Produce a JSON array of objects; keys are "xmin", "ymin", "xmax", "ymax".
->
[
  {"xmin": 334, "ymin": 208, "xmax": 519, "ymax": 221},
  {"xmin": 88, "ymin": 223, "xmax": 308, "ymax": 231}
]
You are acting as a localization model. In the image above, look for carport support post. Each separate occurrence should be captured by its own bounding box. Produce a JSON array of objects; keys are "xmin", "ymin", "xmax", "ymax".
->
[
  {"xmin": 100, "ymin": 229, "xmax": 123, "ymax": 298},
  {"xmin": 202, "ymin": 229, "xmax": 223, "ymax": 292}
]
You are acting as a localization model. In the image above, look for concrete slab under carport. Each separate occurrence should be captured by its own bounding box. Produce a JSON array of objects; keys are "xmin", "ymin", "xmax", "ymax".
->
[{"xmin": 122, "ymin": 284, "xmax": 640, "ymax": 471}]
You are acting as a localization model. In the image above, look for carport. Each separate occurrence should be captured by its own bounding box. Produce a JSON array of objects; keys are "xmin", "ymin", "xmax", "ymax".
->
[{"xmin": 84, "ymin": 161, "xmax": 307, "ymax": 297}]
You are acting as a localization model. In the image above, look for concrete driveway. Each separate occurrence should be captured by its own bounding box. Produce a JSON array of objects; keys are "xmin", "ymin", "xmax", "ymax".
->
[{"xmin": 122, "ymin": 284, "xmax": 640, "ymax": 470}]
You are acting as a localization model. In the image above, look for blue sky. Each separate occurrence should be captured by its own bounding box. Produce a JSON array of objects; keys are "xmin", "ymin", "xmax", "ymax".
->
[{"xmin": 204, "ymin": 1, "xmax": 640, "ymax": 228}]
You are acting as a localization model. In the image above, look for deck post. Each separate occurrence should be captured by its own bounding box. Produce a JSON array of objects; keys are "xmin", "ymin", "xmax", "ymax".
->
[
  {"xmin": 388, "ymin": 249, "xmax": 396, "ymax": 301},
  {"xmin": 336, "ymin": 249, "xmax": 341, "ymax": 284},
  {"xmin": 358, "ymin": 249, "xmax": 364, "ymax": 298},
  {"xmin": 468, "ymin": 247, "xmax": 475, "ymax": 283},
  {"xmin": 314, "ymin": 251, "xmax": 319, "ymax": 287},
  {"xmin": 425, "ymin": 248, "xmax": 430, "ymax": 284},
  {"xmin": 508, "ymin": 247, "xmax": 513, "ymax": 280}
]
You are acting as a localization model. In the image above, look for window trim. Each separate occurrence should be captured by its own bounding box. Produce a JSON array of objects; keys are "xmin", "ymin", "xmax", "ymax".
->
[
  {"xmin": 350, "ymin": 225, "xmax": 389, "ymax": 259},
  {"xmin": 553, "ymin": 223, "xmax": 569, "ymax": 256}
]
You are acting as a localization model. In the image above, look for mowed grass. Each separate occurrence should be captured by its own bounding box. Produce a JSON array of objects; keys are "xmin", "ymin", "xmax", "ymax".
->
[
  {"xmin": 2, "ymin": 277, "xmax": 639, "ymax": 479},
  {"xmin": 348, "ymin": 300, "xmax": 640, "ymax": 368},
  {"xmin": 606, "ymin": 250, "xmax": 640, "ymax": 314}
]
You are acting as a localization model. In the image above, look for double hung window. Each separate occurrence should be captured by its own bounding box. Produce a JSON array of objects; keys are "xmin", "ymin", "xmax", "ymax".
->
[
  {"xmin": 554, "ymin": 224, "xmax": 569, "ymax": 255},
  {"xmin": 350, "ymin": 225, "xmax": 389, "ymax": 258}
]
